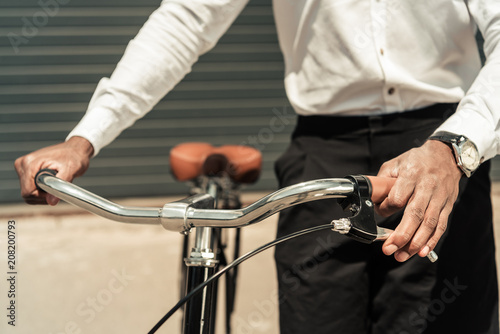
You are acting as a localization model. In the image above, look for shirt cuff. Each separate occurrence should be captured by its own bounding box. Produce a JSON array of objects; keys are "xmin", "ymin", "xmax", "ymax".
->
[
  {"xmin": 433, "ymin": 106, "xmax": 499, "ymax": 162},
  {"xmin": 66, "ymin": 104, "xmax": 125, "ymax": 157}
]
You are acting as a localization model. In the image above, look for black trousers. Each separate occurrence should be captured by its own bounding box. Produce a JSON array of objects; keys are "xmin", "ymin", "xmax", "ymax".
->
[{"xmin": 274, "ymin": 104, "xmax": 499, "ymax": 334}]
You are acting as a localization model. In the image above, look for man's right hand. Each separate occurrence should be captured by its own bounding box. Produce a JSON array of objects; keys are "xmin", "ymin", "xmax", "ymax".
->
[{"xmin": 14, "ymin": 136, "xmax": 94, "ymax": 205}]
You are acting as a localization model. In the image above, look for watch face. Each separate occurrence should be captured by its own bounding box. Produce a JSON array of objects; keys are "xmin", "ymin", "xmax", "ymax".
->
[{"xmin": 461, "ymin": 141, "xmax": 480, "ymax": 170}]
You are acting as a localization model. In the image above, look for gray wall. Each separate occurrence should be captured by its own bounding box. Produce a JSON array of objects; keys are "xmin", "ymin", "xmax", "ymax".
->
[
  {"xmin": 1, "ymin": 1, "xmax": 498, "ymax": 203},
  {"xmin": 1, "ymin": 0, "xmax": 294, "ymax": 202}
]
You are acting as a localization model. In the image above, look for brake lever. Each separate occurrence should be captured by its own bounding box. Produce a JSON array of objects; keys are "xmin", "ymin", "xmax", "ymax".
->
[{"xmin": 333, "ymin": 175, "xmax": 438, "ymax": 263}]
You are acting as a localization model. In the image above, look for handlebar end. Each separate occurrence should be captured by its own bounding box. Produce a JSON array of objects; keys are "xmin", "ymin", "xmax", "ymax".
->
[{"xmin": 35, "ymin": 169, "xmax": 58, "ymax": 191}]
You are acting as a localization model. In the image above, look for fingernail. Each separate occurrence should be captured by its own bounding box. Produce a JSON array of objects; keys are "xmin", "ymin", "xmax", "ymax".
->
[
  {"xmin": 396, "ymin": 251, "xmax": 410, "ymax": 262},
  {"xmin": 420, "ymin": 246, "xmax": 430, "ymax": 257},
  {"xmin": 385, "ymin": 244, "xmax": 398, "ymax": 255}
]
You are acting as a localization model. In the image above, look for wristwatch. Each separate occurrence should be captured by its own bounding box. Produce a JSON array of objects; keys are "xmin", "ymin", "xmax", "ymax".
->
[{"xmin": 428, "ymin": 131, "xmax": 481, "ymax": 177}]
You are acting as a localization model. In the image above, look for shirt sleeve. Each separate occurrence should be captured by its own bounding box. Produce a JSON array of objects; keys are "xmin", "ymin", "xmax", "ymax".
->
[
  {"xmin": 434, "ymin": 0, "xmax": 500, "ymax": 161},
  {"xmin": 67, "ymin": 0, "xmax": 249, "ymax": 156}
]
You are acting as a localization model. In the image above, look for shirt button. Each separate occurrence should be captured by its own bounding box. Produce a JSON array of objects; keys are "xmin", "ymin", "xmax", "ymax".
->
[
  {"xmin": 380, "ymin": 48, "xmax": 384, "ymax": 55},
  {"xmin": 388, "ymin": 87, "xmax": 395, "ymax": 95}
]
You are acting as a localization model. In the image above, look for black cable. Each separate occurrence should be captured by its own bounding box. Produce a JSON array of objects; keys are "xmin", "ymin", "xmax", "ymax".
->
[{"xmin": 148, "ymin": 223, "xmax": 333, "ymax": 334}]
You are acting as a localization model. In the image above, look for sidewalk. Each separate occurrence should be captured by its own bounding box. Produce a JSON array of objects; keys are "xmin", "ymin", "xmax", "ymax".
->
[{"xmin": 1, "ymin": 185, "xmax": 499, "ymax": 334}]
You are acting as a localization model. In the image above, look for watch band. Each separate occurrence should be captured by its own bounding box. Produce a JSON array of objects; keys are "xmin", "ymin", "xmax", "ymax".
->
[
  {"xmin": 428, "ymin": 131, "xmax": 480, "ymax": 177},
  {"xmin": 428, "ymin": 131, "xmax": 461, "ymax": 144}
]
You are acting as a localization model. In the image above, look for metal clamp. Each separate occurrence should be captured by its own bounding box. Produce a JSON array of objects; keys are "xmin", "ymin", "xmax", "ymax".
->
[
  {"xmin": 160, "ymin": 194, "xmax": 215, "ymax": 233},
  {"xmin": 335, "ymin": 175, "xmax": 378, "ymax": 244}
]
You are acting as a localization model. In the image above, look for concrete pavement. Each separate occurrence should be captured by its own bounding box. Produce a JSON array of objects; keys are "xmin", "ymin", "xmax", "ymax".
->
[{"xmin": 1, "ymin": 184, "xmax": 499, "ymax": 334}]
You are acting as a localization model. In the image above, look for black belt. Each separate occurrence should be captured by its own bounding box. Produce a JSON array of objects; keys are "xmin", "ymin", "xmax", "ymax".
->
[{"xmin": 293, "ymin": 103, "xmax": 457, "ymax": 138}]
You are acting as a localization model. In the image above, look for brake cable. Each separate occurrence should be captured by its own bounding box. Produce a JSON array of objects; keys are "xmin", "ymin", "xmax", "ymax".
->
[{"xmin": 148, "ymin": 223, "xmax": 332, "ymax": 334}]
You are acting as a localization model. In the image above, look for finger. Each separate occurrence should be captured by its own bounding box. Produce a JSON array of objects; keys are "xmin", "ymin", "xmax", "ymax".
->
[
  {"xmin": 31, "ymin": 165, "xmax": 60, "ymax": 206},
  {"xmin": 46, "ymin": 194, "xmax": 60, "ymax": 206},
  {"xmin": 55, "ymin": 164, "xmax": 77, "ymax": 182},
  {"xmin": 400, "ymin": 197, "xmax": 445, "ymax": 258},
  {"xmin": 418, "ymin": 203, "xmax": 452, "ymax": 258},
  {"xmin": 14, "ymin": 157, "xmax": 39, "ymax": 200},
  {"xmin": 31, "ymin": 165, "xmax": 60, "ymax": 205},
  {"xmin": 376, "ymin": 177, "xmax": 414, "ymax": 217},
  {"xmin": 377, "ymin": 159, "xmax": 398, "ymax": 178},
  {"xmin": 382, "ymin": 191, "xmax": 431, "ymax": 259},
  {"xmin": 37, "ymin": 164, "xmax": 80, "ymax": 206},
  {"xmin": 41, "ymin": 168, "xmax": 68, "ymax": 206},
  {"xmin": 24, "ymin": 194, "xmax": 49, "ymax": 205}
]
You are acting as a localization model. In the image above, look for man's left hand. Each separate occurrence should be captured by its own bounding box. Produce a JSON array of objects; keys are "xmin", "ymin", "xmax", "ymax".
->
[{"xmin": 376, "ymin": 140, "xmax": 463, "ymax": 262}]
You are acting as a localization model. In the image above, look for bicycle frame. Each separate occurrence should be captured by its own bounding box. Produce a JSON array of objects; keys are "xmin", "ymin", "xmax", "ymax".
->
[
  {"xmin": 181, "ymin": 176, "xmax": 243, "ymax": 334},
  {"xmin": 34, "ymin": 170, "xmax": 437, "ymax": 334}
]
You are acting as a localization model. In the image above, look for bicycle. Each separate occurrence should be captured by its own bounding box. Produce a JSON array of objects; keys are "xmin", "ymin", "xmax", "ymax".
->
[
  {"xmin": 169, "ymin": 142, "xmax": 263, "ymax": 334},
  {"xmin": 35, "ymin": 146, "xmax": 438, "ymax": 334}
]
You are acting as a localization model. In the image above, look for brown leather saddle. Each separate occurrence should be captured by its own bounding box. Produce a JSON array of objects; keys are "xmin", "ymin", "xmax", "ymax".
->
[{"xmin": 170, "ymin": 142, "xmax": 262, "ymax": 184}]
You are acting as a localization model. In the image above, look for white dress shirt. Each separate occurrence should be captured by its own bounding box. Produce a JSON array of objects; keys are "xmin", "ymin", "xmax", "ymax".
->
[{"xmin": 68, "ymin": 0, "xmax": 500, "ymax": 162}]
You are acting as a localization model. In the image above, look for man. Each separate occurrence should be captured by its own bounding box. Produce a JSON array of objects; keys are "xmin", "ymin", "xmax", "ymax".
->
[{"xmin": 15, "ymin": 1, "xmax": 500, "ymax": 333}]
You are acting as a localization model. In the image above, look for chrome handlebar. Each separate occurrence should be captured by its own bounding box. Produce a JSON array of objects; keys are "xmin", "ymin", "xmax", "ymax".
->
[
  {"xmin": 36, "ymin": 172, "xmax": 161, "ymax": 225},
  {"xmin": 35, "ymin": 170, "xmax": 354, "ymax": 232},
  {"xmin": 35, "ymin": 170, "xmax": 438, "ymax": 262}
]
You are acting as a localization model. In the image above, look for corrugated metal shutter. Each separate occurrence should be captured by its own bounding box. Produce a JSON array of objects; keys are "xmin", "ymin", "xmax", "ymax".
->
[
  {"xmin": 0, "ymin": 0, "xmax": 295, "ymax": 202},
  {"xmin": 1, "ymin": 2, "xmax": 498, "ymax": 203}
]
